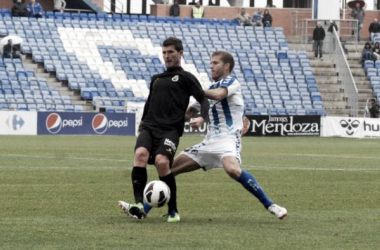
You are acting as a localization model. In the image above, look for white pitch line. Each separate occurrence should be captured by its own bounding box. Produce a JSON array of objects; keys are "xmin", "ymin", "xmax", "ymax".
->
[
  {"xmin": 0, "ymin": 165, "xmax": 379, "ymax": 172},
  {"xmin": 2, "ymin": 152, "xmax": 380, "ymax": 163},
  {"xmin": 243, "ymin": 165, "xmax": 380, "ymax": 172},
  {"xmin": 0, "ymin": 154, "xmax": 132, "ymax": 163},
  {"xmin": 255, "ymin": 153, "xmax": 380, "ymax": 161},
  {"xmin": 0, "ymin": 154, "xmax": 379, "ymax": 172}
]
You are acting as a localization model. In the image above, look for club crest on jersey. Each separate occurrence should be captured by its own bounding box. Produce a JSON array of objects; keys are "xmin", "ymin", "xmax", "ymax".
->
[{"xmin": 172, "ymin": 75, "xmax": 179, "ymax": 82}]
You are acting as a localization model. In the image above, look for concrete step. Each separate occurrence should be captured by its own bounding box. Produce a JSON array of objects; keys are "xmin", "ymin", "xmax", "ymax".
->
[
  {"xmin": 306, "ymin": 52, "xmax": 333, "ymax": 60},
  {"xmin": 353, "ymin": 76, "xmax": 369, "ymax": 82},
  {"xmin": 355, "ymin": 80, "xmax": 371, "ymax": 85},
  {"xmin": 317, "ymin": 83, "xmax": 343, "ymax": 92},
  {"xmin": 323, "ymin": 101, "xmax": 348, "ymax": 109},
  {"xmin": 358, "ymin": 93, "xmax": 375, "ymax": 100},
  {"xmin": 348, "ymin": 61, "xmax": 362, "ymax": 68},
  {"xmin": 71, "ymin": 100, "xmax": 89, "ymax": 105},
  {"xmin": 309, "ymin": 60, "xmax": 334, "ymax": 68},
  {"xmin": 358, "ymin": 100, "xmax": 367, "ymax": 107},
  {"xmin": 315, "ymin": 76, "xmax": 339, "ymax": 84},
  {"xmin": 347, "ymin": 52, "xmax": 361, "ymax": 60},
  {"xmin": 344, "ymin": 41, "xmax": 368, "ymax": 45},
  {"xmin": 313, "ymin": 67, "xmax": 337, "ymax": 74},
  {"xmin": 82, "ymin": 105, "xmax": 95, "ymax": 112},
  {"xmin": 325, "ymin": 110, "xmax": 351, "ymax": 117},
  {"xmin": 46, "ymin": 81, "xmax": 62, "ymax": 87},
  {"xmin": 357, "ymin": 85, "xmax": 373, "ymax": 90},
  {"xmin": 313, "ymin": 70, "xmax": 338, "ymax": 76},
  {"xmin": 35, "ymin": 72, "xmax": 50, "ymax": 78},
  {"xmin": 351, "ymin": 70, "xmax": 366, "ymax": 77},
  {"xmin": 23, "ymin": 62, "xmax": 40, "ymax": 70},
  {"xmin": 344, "ymin": 44, "xmax": 361, "ymax": 53},
  {"xmin": 321, "ymin": 93, "xmax": 345, "ymax": 101},
  {"xmin": 288, "ymin": 43, "xmax": 312, "ymax": 51}
]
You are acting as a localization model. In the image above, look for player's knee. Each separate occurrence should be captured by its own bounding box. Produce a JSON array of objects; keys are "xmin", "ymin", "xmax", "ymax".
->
[
  {"xmin": 224, "ymin": 166, "xmax": 242, "ymax": 179},
  {"xmin": 155, "ymin": 155, "xmax": 171, "ymax": 176},
  {"xmin": 134, "ymin": 148, "xmax": 149, "ymax": 166}
]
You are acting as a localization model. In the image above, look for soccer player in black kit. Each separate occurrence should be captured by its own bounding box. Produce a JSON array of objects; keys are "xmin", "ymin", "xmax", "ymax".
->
[{"xmin": 119, "ymin": 37, "xmax": 209, "ymax": 222}]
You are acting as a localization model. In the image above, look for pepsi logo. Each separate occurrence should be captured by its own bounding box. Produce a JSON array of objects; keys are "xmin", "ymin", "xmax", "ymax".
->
[
  {"xmin": 92, "ymin": 114, "xmax": 108, "ymax": 134},
  {"xmin": 46, "ymin": 113, "xmax": 62, "ymax": 134}
]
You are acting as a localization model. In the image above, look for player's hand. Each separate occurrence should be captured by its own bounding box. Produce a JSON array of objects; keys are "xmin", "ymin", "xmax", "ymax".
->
[
  {"xmin": 241, "ymin": 116, "xmax": 250, "ymax": 136},
  {"xmin": 190, "ymin": 117, "xmax": 204, "ymax": 130}
]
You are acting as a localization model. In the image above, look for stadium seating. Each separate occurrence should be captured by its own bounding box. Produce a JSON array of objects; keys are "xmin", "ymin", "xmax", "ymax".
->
[
  {"xmin": 365, "ymin": 61, "xmax": 380, "ymax": 105},
  {"xmin": 0, "ymin": 11, "xmax": 324, "ymax": 114},
  {"xmin": 0, "ymin": 57, "xmax": 82, "ymax": 111}
]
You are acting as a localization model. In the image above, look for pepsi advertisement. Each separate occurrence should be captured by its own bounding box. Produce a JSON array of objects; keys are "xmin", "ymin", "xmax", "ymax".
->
[{"xmin": 37, "ymin": 112, "xmax": 135, "ymax": 136}]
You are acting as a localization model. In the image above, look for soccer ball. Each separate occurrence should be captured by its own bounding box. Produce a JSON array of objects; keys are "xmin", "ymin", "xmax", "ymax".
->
[{"xmin": 143, "ymin": 180, "xmax": 171, "ymax": 208}]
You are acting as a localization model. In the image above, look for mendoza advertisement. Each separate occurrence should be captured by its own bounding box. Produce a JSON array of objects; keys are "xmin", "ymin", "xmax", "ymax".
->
[
  {"xmin": 245, "ymin": 115, "xmax": 321, "ymax": 136},
  {"xmin": 321, "ymin": 117, "xmax": 380, "ymax": 138},
  {"xmin": 37, "ymin": 112, "xmax": 135, "ymax": 136},
  {"xmin": 0, "ymin": 111, "xmax": 37, "ymax": 135}
]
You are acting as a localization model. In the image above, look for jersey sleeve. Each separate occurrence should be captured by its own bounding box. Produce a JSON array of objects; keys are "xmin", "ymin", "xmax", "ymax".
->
[
  {"xmin": 185, "ymin": 72, "xmax": 205, "ymax": 103},
  {"xmin": 220, "ymin": 77, "xmax": 239, "ymax": 97}
]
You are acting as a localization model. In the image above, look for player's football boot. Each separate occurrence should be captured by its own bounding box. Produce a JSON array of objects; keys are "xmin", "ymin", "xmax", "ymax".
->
[
  {"xmin": 118, "ymin": 201, "xmax": 146, "ymax": 219},
  {"xmin": 268, "ymin": 204, "xmax": 287, "ymax": 219},
  {"xmin": 166, "ymin": 212, "xmax": 180, "ymax": 223}
]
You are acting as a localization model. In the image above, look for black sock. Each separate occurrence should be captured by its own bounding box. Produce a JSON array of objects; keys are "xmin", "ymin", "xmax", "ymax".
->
[
  {"xmin": 160, "ymin": 173, "xmax": 178, "ymax": 214},
  {"xmin": 131, "ymin": 167, "xmax": 147, "ymax": 204}
]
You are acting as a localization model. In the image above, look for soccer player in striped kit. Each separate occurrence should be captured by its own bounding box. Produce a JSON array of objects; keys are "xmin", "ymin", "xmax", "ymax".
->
[{"xmin": 172, "ymin": 50, "xmax": 287, "ymax": 219}]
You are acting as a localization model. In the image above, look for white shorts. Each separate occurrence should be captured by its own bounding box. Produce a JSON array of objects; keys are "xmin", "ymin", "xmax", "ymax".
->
[{"xmin": 179, "ymin": 133, "xmax": 242, "ymax": 171}]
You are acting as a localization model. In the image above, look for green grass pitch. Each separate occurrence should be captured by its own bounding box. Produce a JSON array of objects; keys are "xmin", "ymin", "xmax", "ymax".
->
[{"xmin": 0, "ymin": 135, "xmax": 379, "ymax": 250}]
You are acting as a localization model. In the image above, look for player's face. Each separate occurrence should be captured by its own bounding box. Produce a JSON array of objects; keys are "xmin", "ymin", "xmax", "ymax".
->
[
  {"xmin": 210, "ymin": 55, "xmax": 229, "ymax": 81},
  {"xmin": 162, "ymin": 45, "xmax": 182, "ymax": 69}
]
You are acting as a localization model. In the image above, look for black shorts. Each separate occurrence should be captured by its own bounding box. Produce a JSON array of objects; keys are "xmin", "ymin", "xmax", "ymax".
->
[{"xmin": 135, "ymin": 126, "xmax": 180, "ymax": 167}]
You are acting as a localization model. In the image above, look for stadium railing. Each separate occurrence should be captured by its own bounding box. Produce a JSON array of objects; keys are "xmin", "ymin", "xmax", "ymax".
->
[{"xmin": 331, "ymin": 26, "xmax": 358, "ymax": 117}]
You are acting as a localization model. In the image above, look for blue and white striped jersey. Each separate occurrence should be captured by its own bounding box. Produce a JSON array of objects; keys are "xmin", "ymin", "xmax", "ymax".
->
[
  {"xmin": 189, "ymin": 76, "xmax": 243, "ymax": 138},
  {"xmin": 206, "ymin": 76, "xmax": 244, "ymax": 138}
]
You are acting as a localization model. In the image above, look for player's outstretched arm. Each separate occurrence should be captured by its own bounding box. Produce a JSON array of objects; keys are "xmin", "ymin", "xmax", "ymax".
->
[{"xmin": 204, "ymin": 88, "xmax": 228, "ymax": 101}]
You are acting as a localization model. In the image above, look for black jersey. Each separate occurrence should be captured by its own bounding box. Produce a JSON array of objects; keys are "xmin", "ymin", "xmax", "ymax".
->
[{"xmin": 141, "ymin": 66, "xmax": 205, "ymax": 136}]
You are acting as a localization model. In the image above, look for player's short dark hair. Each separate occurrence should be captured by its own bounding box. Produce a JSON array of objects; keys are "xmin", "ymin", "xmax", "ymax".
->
[
  {"xmin": 212, "ymin": 51, "xmax": 235, "ymax": 73},
  {"xmin": 162, "ymin": 37, "xmax": 183, "ymax": 52}
]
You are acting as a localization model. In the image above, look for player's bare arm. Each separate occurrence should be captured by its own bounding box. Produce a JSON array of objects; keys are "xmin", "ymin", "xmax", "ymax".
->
[
  {"xmin": 190, "ymin": 117, "xmax": 204, "ymax": 130},
  {"xmin": 185, "ymin": 106, "xmax": 205, "ymax": 130},
  {"xmin": 204, "ymin": 88, "xmax": 228, "ymax": 101},
  {"xmin": 185, "ymin": 106, "xmax": 199, "ymax": 120},
  {"xmin": 241, "ymin": 116, "xmax": 250, "ymax": 136}
]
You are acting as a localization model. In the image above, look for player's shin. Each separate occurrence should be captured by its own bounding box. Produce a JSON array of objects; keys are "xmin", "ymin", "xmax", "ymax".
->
[
  {"xmin": 159, "ymin": 173, "xmax": 178, "ymax": 214},
  {"xmin": 237, "ymin": 170, "xmax": 274, "ymax": 209},
  {"xmin": 131, "ymin": 166, "xmax": 147, "ymax": 204}
]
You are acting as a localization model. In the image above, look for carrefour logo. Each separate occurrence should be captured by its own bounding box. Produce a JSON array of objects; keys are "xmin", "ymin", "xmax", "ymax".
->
[
  {"xmin": 6, "ymin": 114, "xmax": 25, "ymax": 131},
  {"xmin": 92, "ymin": 114, "xmax": 108, "ymax": 134},
  {"xmin": 46, "ymin": 113, "xmax": 83, "ymax": 134},
  {"xmin": 92, "ymin": 114, "xmax": 129, "ymax": 134}
]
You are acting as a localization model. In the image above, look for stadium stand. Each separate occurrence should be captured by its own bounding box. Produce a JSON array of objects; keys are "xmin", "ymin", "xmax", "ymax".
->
[
  {"xmin": 0, "ymin": 10, "xmax": 325, "ymax": 115},
  {"xmin": 365, "ymin": 60, "xmax": 380, "ymax": 103}
]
